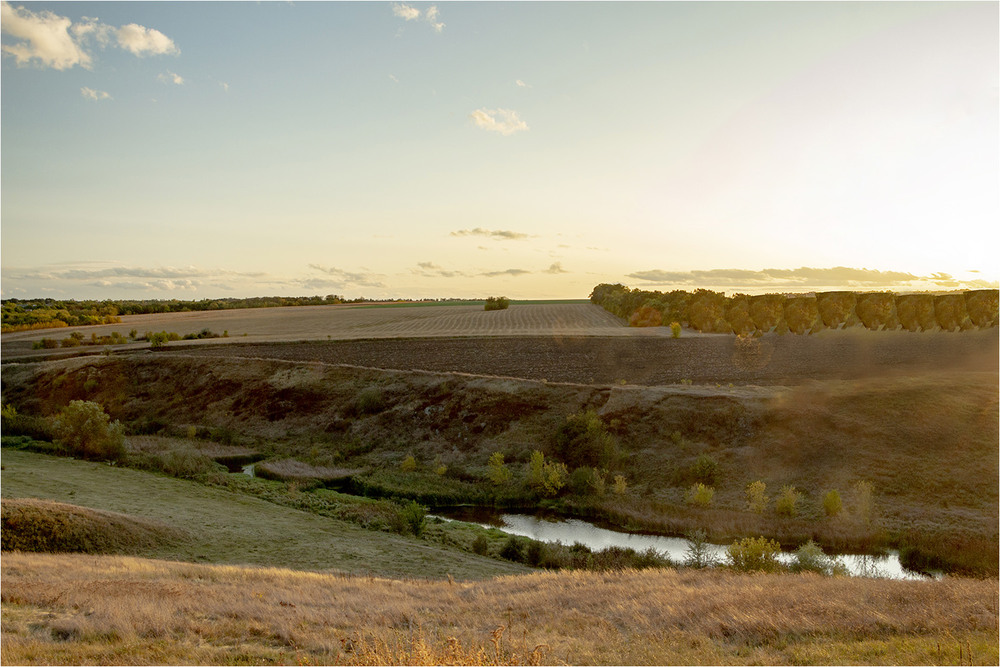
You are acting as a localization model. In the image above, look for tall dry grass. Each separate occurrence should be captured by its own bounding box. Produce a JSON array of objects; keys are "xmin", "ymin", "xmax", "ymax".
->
[{"xmin": 1, "ymin": 552, "xmax": 997, "ymax": 665}]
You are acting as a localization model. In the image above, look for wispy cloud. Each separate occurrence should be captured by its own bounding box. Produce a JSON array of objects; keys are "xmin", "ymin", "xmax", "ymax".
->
[
  {"xmin": 413, "ymin": 262, "xmax": 468, "ymax": 279},
  {"xmin": 469, "ymin": 108, "xmax": 528, "ymax": 136},
  {"xmin": 544, "ymin": 262, "xmax": 568, "ymax": 274},
  {"xmin": 80, "ymin": 87, "xmax": 111, "ymax": 101},
  {"xmin": 0, "ymin": 2, "xmax": 178, "ymax": 70},
  {"xmin": 158, "ymin": 71, "xmax": 183, "ymax": 85},
  {"xmin": 515, "ymin": 79, "xmax": 529, "ymax": 88},
  {"xmin": 392, "ymin": 3, "xmax": 444, "ymax": 32},
  {"xmin": 451, "ymin": 228, "xmax": 530, "ymax": 241},
  {"xmin": 626, "ymin": 266, "xmax": 999, "ymax": 290},
  {"xmin": 307, "ymin": 264, "xmax": 385, "ymax": 288},
  {"xmin": 388, "ymin": 74, "xmax": 399, "ymax": 83},
  {"xmin": 219, "ymin": 82, "xmax": 230, "ymax": 93},
  {"xmin": 480, "ymin": 268, "xmax": 531, "ymax": 278}
]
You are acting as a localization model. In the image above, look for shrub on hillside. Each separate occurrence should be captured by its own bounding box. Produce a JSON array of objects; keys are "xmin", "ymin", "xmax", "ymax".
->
[
  {"xmin": 553, "ymin": 410, "xmax": 618, "ymax": 469},
  {"xmin": 823, "ymin": 489, "xmax": 843, "ymax": 517},
  {"xmin": 487, "ymin": 451, "xmax": 512, "ymax": 485},
  {"xmin": 689, "ymin": 454, "xmax": 718, "ymax": 485},
  {"xmin": 569, "ymin": 466, "xmax": 606, "ymax": 497},
  {"xmin": 774, "ymin": 485, "xmax": 802, "ymax": 517},
  {"xmin": 685, "ymin": 483, "xmax": 714, "ymax": 507},
  {"xmin": 745, "ymin": 480, "xmax": 769, "ymax": 514},
  {"xmin": 54, "ymin": 400, "xmax": 125, "ymax": 462},
  {"xmin": 499, "ymin": 536, "xmax": 524, "ymax": 562},
  {"xmin": 727, "ymin": 536, "xmax": 782, "ymax": 573},
  {"xmin": 354, "ymin": 387, "xmax": 387, "ymax": 415},
  {"xmin": 1, "ymin": 404, "xmax": 56, "ymax": 443}
]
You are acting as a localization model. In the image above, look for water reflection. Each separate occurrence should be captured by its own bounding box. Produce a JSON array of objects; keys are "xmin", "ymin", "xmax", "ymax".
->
[{"xmin": 436, "ymin": 509, "xmax": 929, "ymax": 580}]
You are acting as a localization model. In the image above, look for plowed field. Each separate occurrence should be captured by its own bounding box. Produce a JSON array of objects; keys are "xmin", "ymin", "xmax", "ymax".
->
[
  {"xmin": 179, "ymin": 329, "xmax": 998, "ymax": 386},
  {"xmin": 3, "ymin": 303, "xmax": 996, "ymax": 387}
]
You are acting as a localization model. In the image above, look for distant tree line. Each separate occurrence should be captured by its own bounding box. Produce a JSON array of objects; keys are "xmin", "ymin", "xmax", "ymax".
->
[
  {"xmin": 0, "ymin": 295, "xmax": 442, "ymax": 332},
  {"xmin": 590, "ymin": 283, "xmax": 999, "ymax": 334}
]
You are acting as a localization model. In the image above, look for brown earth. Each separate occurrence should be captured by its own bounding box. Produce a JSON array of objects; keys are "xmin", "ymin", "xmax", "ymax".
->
[{"xmin": 174, "ymin": 327, "xmax": 997, "ymax": 386}]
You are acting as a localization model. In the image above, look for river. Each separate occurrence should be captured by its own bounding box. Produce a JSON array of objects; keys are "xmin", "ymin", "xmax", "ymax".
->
[{"xmin": 435, "ymin": 508, "xmax": 932, "ymax": 580}]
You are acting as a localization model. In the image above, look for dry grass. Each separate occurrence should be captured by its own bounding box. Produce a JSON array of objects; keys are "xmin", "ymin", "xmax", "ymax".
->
[
  {"xmin": 1, "ymin": 552, "xmax": 997, "ymax": 665},
  {"xmin": 1, "ymin": 498, "xmax": 188, "ymax": 554},
  {"xmin": 255, "ymin": 458, "xmax": 361, "ymax": 485}
]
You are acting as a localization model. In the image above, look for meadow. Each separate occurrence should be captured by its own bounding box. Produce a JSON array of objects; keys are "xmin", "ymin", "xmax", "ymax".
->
[{"xmin": 1, "ymin": 300, "xmax": 997, "ymax": 664}]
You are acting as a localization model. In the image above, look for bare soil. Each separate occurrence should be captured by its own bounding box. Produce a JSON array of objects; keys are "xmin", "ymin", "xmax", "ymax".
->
[{"xmin": 175, "ymin": 328, "xmax": 998, "ymax": 386}]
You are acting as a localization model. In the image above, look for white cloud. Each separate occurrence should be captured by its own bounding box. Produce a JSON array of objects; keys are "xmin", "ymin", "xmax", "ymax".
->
[
  {"xmin": 220, "ymin": 82, "xmax": 230, "ymax": 93},
  {"xmin": 424, "ymin": 6, "xmax": 445, "ymax": 33},
  {"xmin": 80, "ymin": 87, "xmax": 111, "ymax": 101},
  {"xmin": 392, "ymin": 3, "xmax": 444, "ymax": 32},
  {"xmin": 469, "ymin": 108, "xmax": 528, "ymax": 136},
  {"xmin": 392, "ymin": 3, "xmax": 420, "ymax": 21},
  {"xmin": 515, "ymin": 79, "xmax": 529, "ymax": 88},
  {"xmin": 0, "ymin": 2, "xmax": 179, "ymax": 70},
  {"xmin": 388, "ymin": 74, "xmax": 399, "ymax": 83},
  {"xmin": 158, "ymin": 71, "xmax": 184, "ymax": 85},
  {"xmin": 116, "ymin": 23, "xmax": 178, "ymax": 56},
  {"xmin": 1, "ymin": 1, "xmax": 92, "ymax": 69}
]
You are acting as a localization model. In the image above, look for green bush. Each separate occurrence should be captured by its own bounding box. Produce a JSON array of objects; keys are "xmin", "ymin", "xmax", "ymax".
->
[
  {"xmin": 727, "ymin": 536, "xmax": 782, "ymax": 573},
  {"xmin": 396, "ymin": 500, "xmax": 426, "ymax": 537},
  {"xmin": 499, "ymin": 536, "xmax": 524, "ymax": 562},
  {"xmin": 790, "ymin": 539, "xmax": 848, "ymax": 576},
  {"xmin": 471, "ymin": 534, "xmax": 490, "ymax": 556},
  {"xmin": 569, "ymin": 466, "xmax": 605, "ymax": 497},
  {"xmin": 689, "ymin": 454, "xmax": 718, "ymax": 485},
  {"xmin": 53, "ymin": 400, "xmax": 125, "ymax": 462},
  {"xmin": 823, "ymin": 489, "xmax": 843, "ymax": 517},
  {"xmin": 484, "ymin": 296, "xmax": 510, "ymax": 311},
  {"xmin": 553, "ymin": 410, "xmax": 618, "ymax": 469},
  {"xmin": 745, "ymin": 480, "xmax": 769, "ymax": 514},
  {"xmin": 774, "ymin": 485, "xmax": 802, "ymax": 517},
  {"xmin": 525, "ymin": 540, "xmax": 545, "ymax": 567},
  {"xmin": 670, "ymin": 321, "xmax": 682, "ymax": 338},
  {"xmin": 487, "ymin": 451, "xmax": 512, "ymax": 485},
  {"xmin": 355, "ymin": 387, "xmax": 387, "ymax": 415},
  {"xmin": 683, "ymin": 528, "xmax": 718, "ymax": 569},
  {"xmin": 685, "ymin": 483, "xmax": 714, "ymax": 507},
  {"xmin": 852, "ymin": 480, "xmax": 875, "ymax": 525}
]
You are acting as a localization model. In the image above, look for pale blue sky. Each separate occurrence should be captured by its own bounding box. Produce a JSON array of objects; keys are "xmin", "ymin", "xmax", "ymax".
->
[{"xmin": 2, "ymin": 1, "xmax": 997, "ymax": 299}]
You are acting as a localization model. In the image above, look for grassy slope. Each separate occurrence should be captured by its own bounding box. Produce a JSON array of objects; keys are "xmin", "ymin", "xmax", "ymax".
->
[
  {"xmin": 2, "ymin": 551, "xmax": 996, "ymax": 665},
  {"xmin": 0, "ymin": 450, "xmax": 529, "ymax": 580}
]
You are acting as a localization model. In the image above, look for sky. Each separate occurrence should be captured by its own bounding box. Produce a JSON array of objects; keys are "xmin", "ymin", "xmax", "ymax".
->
[{"xmin": 1, "ymin": 1, "xmax": 997, "ymax": 300}]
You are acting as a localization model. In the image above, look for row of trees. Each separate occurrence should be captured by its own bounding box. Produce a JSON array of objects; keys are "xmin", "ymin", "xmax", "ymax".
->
[
  {"xmin": 590, "ymin": 283, "xmax": 999, "ymax": 334},
  {"xmin": 1, "ymin": 295, "xmax": 426, "ymax": 332}
]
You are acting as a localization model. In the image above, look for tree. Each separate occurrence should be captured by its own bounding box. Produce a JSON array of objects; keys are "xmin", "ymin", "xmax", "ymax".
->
[
  {"xmin": 54, "ymin": 400, "xmax": 126, "ymax": 461},
  {"xmin": 487, "ymin": 451, "xmax": 512, "ymax": 485},
  {"xmin": 553, "ymin": 410, "xmax": 618, "ymax": 469}
]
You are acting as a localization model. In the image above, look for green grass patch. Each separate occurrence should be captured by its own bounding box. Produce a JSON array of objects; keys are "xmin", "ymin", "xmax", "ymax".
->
[{"xmin": 0, "ymin": 450, "xmax": 529, "ymax": 580}]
